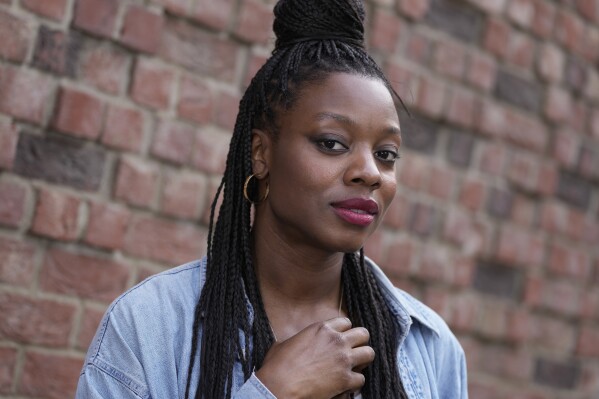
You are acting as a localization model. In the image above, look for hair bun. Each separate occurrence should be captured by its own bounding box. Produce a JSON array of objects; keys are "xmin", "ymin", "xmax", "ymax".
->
[{"xmin": 273, "ymin": 0, "xmax": 366, "ymax": 49}]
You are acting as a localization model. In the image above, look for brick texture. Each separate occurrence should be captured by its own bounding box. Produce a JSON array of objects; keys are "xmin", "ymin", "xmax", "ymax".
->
[{"xmin": 0, "ymin": 1, "xmax": 597, "ymax": 398}]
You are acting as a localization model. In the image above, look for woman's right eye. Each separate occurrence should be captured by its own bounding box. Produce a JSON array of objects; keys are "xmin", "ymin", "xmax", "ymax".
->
[{"xmin": 318, "ymin": 139, "xmax": 346, "ymax": 151}]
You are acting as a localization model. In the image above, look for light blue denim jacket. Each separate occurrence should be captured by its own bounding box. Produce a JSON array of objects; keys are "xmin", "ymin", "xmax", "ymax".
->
[{"xmin": 76, "ymin": 257, "xmax": 467, "ymax": 398}]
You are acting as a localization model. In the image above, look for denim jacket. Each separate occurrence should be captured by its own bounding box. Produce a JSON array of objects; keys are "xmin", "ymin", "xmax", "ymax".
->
[{"xmin": 76, "ymin": 257, "xmax": 467, "ymax": 398}]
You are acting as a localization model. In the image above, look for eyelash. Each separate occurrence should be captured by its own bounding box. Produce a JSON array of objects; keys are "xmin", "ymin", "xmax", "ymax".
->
[{"xmin": 315, "ymin": 139, "xmax": 400, "ymax": 163}]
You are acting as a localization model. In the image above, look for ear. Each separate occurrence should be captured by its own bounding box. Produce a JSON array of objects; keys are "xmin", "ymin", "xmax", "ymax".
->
[{"xmin": 251, "ymin": 128, "xmax": 272, "ymax": 178}]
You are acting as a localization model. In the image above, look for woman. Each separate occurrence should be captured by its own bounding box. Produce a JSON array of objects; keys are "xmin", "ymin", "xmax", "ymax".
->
[{"xmin": 76, "ymin": 0, "xmax": 467, "ymax": 398}]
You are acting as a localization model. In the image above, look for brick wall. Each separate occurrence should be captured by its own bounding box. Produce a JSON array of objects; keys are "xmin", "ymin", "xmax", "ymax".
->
[{"xmin": 0, "ymin": 0, "xmax": 597, "ymax": 397}]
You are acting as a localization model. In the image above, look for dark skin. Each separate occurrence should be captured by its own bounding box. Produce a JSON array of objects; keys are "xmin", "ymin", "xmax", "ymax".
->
[{"xmin": 251, "ymin": 73, "xmax": 401, "ymax": 399}]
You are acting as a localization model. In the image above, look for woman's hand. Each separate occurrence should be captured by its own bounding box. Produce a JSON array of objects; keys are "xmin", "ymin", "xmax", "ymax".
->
[{"xmin": 255, "ymin": 317, "xmax": 374, "ymax": 399}]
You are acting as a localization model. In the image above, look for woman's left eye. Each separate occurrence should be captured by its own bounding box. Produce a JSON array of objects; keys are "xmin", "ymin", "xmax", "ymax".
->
[{"xmin": 375, "ymin": 150, "xmax": 399, "ymax": 162}]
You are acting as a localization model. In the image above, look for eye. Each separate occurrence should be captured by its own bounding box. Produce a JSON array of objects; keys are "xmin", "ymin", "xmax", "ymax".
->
[
  {"xmin": 317, "ymin": 139, "xmax": 347, "ymax": 152},
  {"xmin": 375, "ymin": 149, "xmax": 399, "ymax": 163}
]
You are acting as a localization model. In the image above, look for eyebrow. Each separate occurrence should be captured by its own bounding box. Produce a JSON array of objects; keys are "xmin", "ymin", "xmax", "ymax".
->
[{"xmin": 315, "ymin": 112, "xmax": 401, "ymax": 136}]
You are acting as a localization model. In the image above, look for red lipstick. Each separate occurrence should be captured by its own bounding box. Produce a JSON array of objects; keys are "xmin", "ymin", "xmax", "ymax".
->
[{"xmin": 331, "ymin": 198, "xmax": 379, "ymax": 227}]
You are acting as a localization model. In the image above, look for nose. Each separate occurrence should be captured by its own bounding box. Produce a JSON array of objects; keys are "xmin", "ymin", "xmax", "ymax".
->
[{"xmin": 344, "ymin": 146, "xmax": 382, "ymax": 189}]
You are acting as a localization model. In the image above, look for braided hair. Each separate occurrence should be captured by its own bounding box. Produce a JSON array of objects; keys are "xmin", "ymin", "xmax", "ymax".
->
[{"xmin": 186, "ymin": 0, "xmax": 408, "ymax": 397}]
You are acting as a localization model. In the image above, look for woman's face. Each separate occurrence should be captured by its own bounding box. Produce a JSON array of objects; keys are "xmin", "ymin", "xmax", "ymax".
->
[{"xmin": 253, "ymin": 72, "xmax": 401, "ymax": 254}]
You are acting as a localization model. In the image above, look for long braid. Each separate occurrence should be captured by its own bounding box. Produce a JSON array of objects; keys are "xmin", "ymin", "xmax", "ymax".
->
[{"xmin": 186, "ymin": 0, "xmax": 409, "ymax": 397}]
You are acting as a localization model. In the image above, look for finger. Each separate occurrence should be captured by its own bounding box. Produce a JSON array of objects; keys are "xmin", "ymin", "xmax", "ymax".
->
[
  {"xmin": 345, "ymin": 371, "xmax": 367, "ymax": 392},
  {"xmin": 323, "ymin": 316, "xmax": 353, "ymax": 332},
  {"xmin": 350, "ymin": 346, "xmax": 375, "ymax": 369},
  {"xmin": 342, "ymin": 327, "xmax": 370, "ymax": 348}
]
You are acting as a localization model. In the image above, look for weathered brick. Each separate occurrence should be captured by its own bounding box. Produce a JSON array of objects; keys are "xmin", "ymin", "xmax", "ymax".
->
[
  {"xmin": 382, "ymin": 237, "xmax": 414, "ymax": 279},
  {"xmin": 423, "ymin": 0, "xmax": 484, "ymax": 43},
  {"xmin": 537, "ymin": 161, "xmax": 557, "ymax": 196},
  {"xmin": 475, "ymin": 99, "xmax": 508, "ymax": 137},
  {"xmin": 41, "ymin": 248, "xmax": 130, "ymax": 302},
  {"xmin": 191, "ymin": 126, "xmax": 230, "ymax": 174},
  {"xmin": 473, "ymin": 261, "xmax": 521, "ymax": 298},
  {"xmin": 568, "ymin": 99, "xmax": 588, "ymax": 133},
  {"xmin": 0, "ymin": 236, "xmax": 36, "ymax": 287},
  {"xmin": 483, "ymin": 17, "xmax": 510, "ymax": 58},
  {"xmin": 554, "ymin": 9, "xmax": 585, "ymax": 54},
  {"xmin": 363, "ymin": 229, "xmax": 387, "ymax": 268},
  {"xmin": 30, "ymin": 188, "xmax": 82, "ymax": 241},
  {"xmin": 578, "ymin": 326, "xmax": 599, "ymax": 358},
  {"xmin": 130, "ymin": 58, "xmax": 175, "ymax": 110},
  {"xmin": 446, "ymin": 88, "xmax": 476, "ymax": 128},
  {"xmin": 544, "ymin": 86, "xmax": 572, "ymax": 123},
  {"xmin": 404, "ymin": 30, "xmax": 433, "ymax": 65},
  {"xmin": 397, "ymin": 0, "xmax": 430, "ymax": 20},
  {"xmin": 114, "ymin": 156, "xmax": 160, "ymax": 208},
  {"xmin": 0, "ymin": 120, "xmax": 18, "ymax": 170},
  {"xmin": 161, "ymin": 171, "xmax": 206, "ymax": 219},
  {"xmin": 478, "ymin": 141, "xmax": 506, "ymax": 175},
  {"xmin": 531, "ymin": 0, "xmax": 555, "ymax": 38},
  {"xmin": 506, "ymin": 150, "xmax": 539, "ymax": 192},
  {"xmin": 234, "ymin": 0, "xmax": 273, "ymax": 44},
  {"xmin": 120, "ymin": 5, "xmax": 164, "ymax": 54},
  {"xmin": 32, "ymin": 26, "xmax": 81, "ymax": 77},
  {"xmin": 447, "ymin": 130, "xmax": 474, "ymax": 167},
  {"xmin": 548, "ymin": 243, "xmax": 591, "ymax": 280},
  {"xmin": 442, "ymin": 208, "xmax": 487, "ymax": 257},
  {"xmin": 192, "ymin": 0, "xmax": 234, "ymax": 30},
  {"xmin": 466, "ymin": 52, "xmax": 496, "ymax": 91},
  {"xmin": 14, "ymin": 133, "xmax": 105, "ymax": 191},
  {"xmin": 495, "ymin": 69, "xmax": 542, "ymax": 113},
  {"xmin": 415, "ymin": 76, "xmax": 447, "ymax": 118},
  {"xmin": 243, "ymin": 51, "xmax": 268, "ymax": 88},
  {"xmin": 427, "ymin": 164, "xmax": 455, "ymax": 199},
  {"xmin": 73, "ymin": 0, "xmax": 118, "ymax": 38},
  {"xmin": 78, "ymin": 40, "xmax": 131, "ymax": 95},
  {"xmin": 553, "ymin": 127, "xmax": 580, "ymax": 169},
  {"xmin": 0, "ymin": 9, "xmax": 32, "ymax": 62},
  {"xmin": 505, "ymin": 31, "xmax": 535, "ymax": 69},
  {"xmin": 591, "ymin": 107, "xmax": 599, "ymax": 140},
  {"xmin": 18, "ymin": 352, "xmax": 82, "ymax": 399},
  {"xmin": 398, "ymin": 152, "xmax": 431, "ymax": 191},
  {"xmin": 152, "ymin": 0, "xmax": 189, "ymax": 16},
  {"xmin": 576, "ymin": 0, "xmax": 599, "ymax": 23},
  {"xmin": 77, "ymin": 306, "xmax": 104, "ymax": 349},
  {"xmin": 124, "ymin": 215, "xmax": 207, "ymax": 264},
  {"xmin": 370, "ymin": 8, "xmax": 402, "ymax": 52},
  {"xmin": 399, "ymin": 116, "xmax": 439, "ymax": 155},
  {"xmin": 0, "ymin": 179, "xmax": 27, "ymax": 228},
  {"xmin": 0, "ymin": 65, "xmax": 54, "ymax": 125},
  {"xmin": 532, "ymin": 315, "xmax": 576, "ymax": 354},
  {"xmin": 52, "ymin": 87, "xmax": 105, "ymax": 139},
  {"xmin": 556, "ymin": 170, "xmax": 591, "ymax": 210},
  {"xmin": 177, "ymin": 75, "xmax": 214, "ymax": 125},
  {"xmin": 510, "ymin": 194, "xmax": 535, "ymax": 227},
  {"xmin": 495, "ymin": 224, "xmax": 544, "ymax": 268},
  {"xmin": 504, "ymin": 110, "xmax": 548, "ymax": 153},
  {"xmin": 507, "ymin": 0, "xmax": 535, "ymax": 29},
  {"xmin": 537, "ymin": 43, "xmax": 564, "ymax": 83},
  {"xmin": 160, "ymin": 17, "xmax": 239, "ymax": 82},
  {"xmin": 564, "ymin": 56, "xmax": 587, "ymax": 94},
  {"xmin": 151, "ymin": 119, "xmax": 196, "ymax": 165},
  {"xmin": 409, "ymin": 203, "xmax": 437, "ymax": 237},
  {"xmin": 475, "ymin": 301, "xmax": 508, "ymax": 340},
  {"xmin": 382, "ymin": 193, "xmax": 410, "ymax": 229},
  {"xmin": 214, "ymin": 89, "xmax": 241, "ymax": 131},
  {"xmin": 101, "ymin": 104, "xmax": 144, "ymax": 152},
  {"xmin": 582, "ymin": 25, "xmax": 599, "ymax": 63},
  {"xmin": 21, "ymin": 0, "xmax": 68, "ymax": 21},
  {"xmin": 486, "ymin": 188, "xmax": 513, "ymax": 219},
  {"xmin": 459, "ymin": 177, "xmax": 486, "ymax": 211},
  {"xmin": 0, "ymin": 346, "xmax": 17, "ymax": 394},
  {"xmin": 464, "ymin": 0, "xmax": 506, "ymax": 14},
  {"xmin": 534, "ymin": 358, "xmax": 580, "ymax": 389},
  {"xmin": 0, "ymin": 293, "xmax": 76, "ymax": 346},
  {"xmin": 84, "ymin": 201, "xmax": 131, "ymax": 250}
]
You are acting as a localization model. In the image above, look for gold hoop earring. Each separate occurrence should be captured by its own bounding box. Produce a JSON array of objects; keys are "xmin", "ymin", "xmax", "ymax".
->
[{"xmin": 243, "ymin": 174, "xmax": 269, "ymax": 204}]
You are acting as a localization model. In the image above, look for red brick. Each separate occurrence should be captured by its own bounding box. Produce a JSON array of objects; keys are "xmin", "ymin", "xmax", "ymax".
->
[
  {"xmin": 475, "ymin": 301, "xmax": 508, "ymax": 340},
  {"xmin": 101, "ymin": 104, "xmax": 144, "ymax": 152},
  {"xmin": 398, "ymin": 152, "xmax": 430, "ymax": 191},
  {"xmin": 548, "ymin": 243, "xmax": 591, "ymax": 280},
  {"xmin": 537, "ymin": 43, "xmax": 564, "ymax": 83},
  {"xmin": 582, "ymin": 290, "xmax": 599, "ymax": 320},
  {"xmin": 446, "ymin": 88, "xmax": 477, "ymax": 128},
  {"xmin": 416, "ymin": 246, "xmax": 454, "ymax": 283},
  {"xmin": 385, "ymin": 60, "xmax": 418, "ymax": 100},
  {"xmin": 0, "ymin": 179, "xmax": 27, "ymax": 228},
  {"xmin": 78, "ymin": 42, "xmax": 130, "ymax": 95},
  {"xmin": 363, "ymin": 229, "xmax": 387, "ymax": 267},
  {"xmin": 114, "ymin": 156, "xmax": 160, "ymax": 208},
  {"xmin": 18, "ymin": 352, "xmax": 82, "ymax": 399},
  {"xmin": 465, "ymin": 0, "xmax": 506, "ymax": 14},
  {"xmin": 52, "ymin": 87, "xmax": 105, "ymax": 140},
  {"xmin": 130, "ymin": 58, "xmax": 175, "ymax": 110},
  {"xmin": 539, "ymin": 201, "xmax": 568, "ymax": 235},
  {"xmin": 405, "ymin": 31, "xmax": 433, "ymax": 65},
  {"xmin": 124, "ymin": 215, "xmax": 207, "ymax": 264},
  {"xmin": 41, "ymin": 248, "xmax": 130, "ymax": 302},
  {"xmin": 151, "ymin": 119, "xmax": 195, "ymax": 165},
  {"xmin": 495, "ymin": 224, "xmax": 544, "ymax": 268},
  {"xmin": 427, "ymin": 164, "xmax": 455, "ymax": 200},
  {"xmin": 578, "ymin": 326, "xmax": 599, "ymax": 358},
  {"xmin": 576, "ymin": 0, "xmax": 599, "ymax": 22},
  {"xmin": 587, "ymin": 69, "xmax": 599, "ymax": 102},
  {"xmin": 459, "ymin": 177, "xmax": 486, "ymax": 212},
  {"xmin": 84, "ymin": 201, "xmax": 131, "ymax": 250},
  {"xmin": 568, "ymin": 99, "xmax": 588, "ymax": 133},
  {"xmin": 191, "ymin": 126, "xmax": 230, "ymax": 174},
  {"xmin": 591, "ymin": 107, "xmax": 599, "ymax": 140},
  {"xmin": 77, "ymin": 306, "xmax": 104, "ymax": 349},
  {"xmin": 0, "ymin": 65, "xmax": 54, "ymax": 125},
  {"xmin": 484, "ymin": 18, "xmax": 510, "ymax": 58},
  {"xmin": 161, "ymin": 171, "xmax": 206, "ymax": 219},
  {"xmin": 580, "ymin": 363, "xmax": 599, "ymax": 394},
  {"xmin": 506, "ymin": 308, "xmax": 533, "ymax": 343},
  {"xmin": 433, "ymin": 40, "xmax": 466, "ymax": 80},
  {"xmin": 532, "ymin": 315, "xmax": 576, "ymax": 354},
  {"xmin": 0, "ymin": 10, "xmax": 32, "ymax": 62},
  {"xmin": 193, "ymin": 0, "xmax": 234, "ymax": 30},
  {"xmin": 415, "ymin": 76, "xmax": 447, "ymax": 118},
  {"xmin": 554, "ymin": 9, "xmax": 585, "ymax": 54},
  {"xmin": 447, "ymin": 293, "xmax": 477, "ymax": 332},
  {"xmin": 505, "ymin": 31, "xmax": 535, "ymax": 69},
  {"xmin": 73, "ymin": 0, "xmax": 118, "ymax": 37},
  {"xmin": 235, "ymin": 0, "xmax": 273, "ymax": 44},
  {"xmin": 478, "ymin": 141, "xmax": 506, "ymax": 175},
  {"xmin": 214, "ymin": 89, "xmax": 241, "ymax": 131},
  {"xmin": 506, "ymin": 150, "xmax": 540, "ymax": 192},
  {"xmin": 442, "ymin": 207, "xmax": 487, "ymax": 256},
  {"xmin": 466, "ymin": 52, "xmax": 496, "ymax": 91},
  {"xmin": 370, "ymin": 8, "xmax": 402, "ymax": 52},
  {"xmin": 243, "ymin": 51, "xmax": 268, "ymax": 88},
  {"xmin": 152, "ymin": 0, "xmax": 189, "ymax": 15},
  {"xmin": 0, "ymin": 293, "xmax": 76, "ymax": 346},
  {"xmin": 582, "ymin": 25, "xmax": 599, "ymax": 63},
  {"xmin": 120, "ymin": 6, "xmax": 164, "ymax": 54},
  {"xmin": 0, "ymin": 237, "xmax": 36, "ymax": 287},
  {"xmin": 31, "ymin": 188, "xmax": 81, "ymax": 241},
  {"xmin": 0, "ymin": 346, "xmax": 17, "ymax": 394},
  {"xmin": 21, "ymin": 0, "xmax": 68, "ymax": 21},
  {"xmin": 383, "ymin": 237, "xmax": 414, "ymax": 279},
  {"xmin": 510, "ymin": 194, "xmax": 535, "ymax": 227},
  {"xmin": 423, "ymin": 287, "xmax": 450, "ymax": 320},
  {"xmin": 475, "ymin": 100, "xmax": 508, "ymax": 138},
  {"xmin": 553, "ymin": 128, "xmax": 580, "ymax": 168},
  {"xmin": 531, "ymin": 0, "xmax": 556, "ymax": 38},
  {"xmin": 382, "ymin": 193, "xmax": 409, "ymax": 229},
  {"xmin": 397, "ymin": 0, "xmax": 430, "ymax": 20},
  {"xmin": 504, "ymin": 110, "xmax": 548, "ymax": 153},
  {"xmin": 177, "ymin": 75, "xmax": 214, "ymax": 124},
  {"xmin": 544, "ymin": 86, "xmax": 572, "ymax": 123},
  {"xmin": 0, "ymin": 120, "xmax": 17, "ymax": 170},
  {"xmin": 539, "ymin": 280, "xmax": 583, "ymax": 317},
  {"xmin": 536, "ymin": 161, "xmax": 557, "ymax": 196},
  {"xmin": 507, "ymin": 0, "xmax": 535, "ymax": 28}
]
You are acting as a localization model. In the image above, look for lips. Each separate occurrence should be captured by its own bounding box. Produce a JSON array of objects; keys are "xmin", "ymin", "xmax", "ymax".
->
[{"xmin": 331, "ymin": 198, "xmax": 379, "ymax": 226}]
